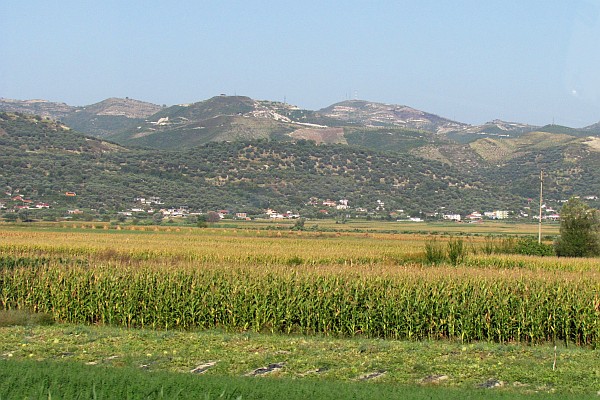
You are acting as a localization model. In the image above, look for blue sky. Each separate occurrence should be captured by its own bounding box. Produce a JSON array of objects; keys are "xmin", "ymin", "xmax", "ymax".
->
[{"xmin": 1, "ymin": 1, "xmax": 599, "ymax": 127}]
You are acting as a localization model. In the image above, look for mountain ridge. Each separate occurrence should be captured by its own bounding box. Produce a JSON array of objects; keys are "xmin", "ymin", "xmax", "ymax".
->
[{"xmin": 1, "ymin": 95, "xmax": 599, "ymax": 149}]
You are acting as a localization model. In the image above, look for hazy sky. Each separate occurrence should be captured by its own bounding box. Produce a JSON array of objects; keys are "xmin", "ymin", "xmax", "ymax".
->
[{"xmin": 2, "ymin": 1, "xmax": 599, "ymax": 127}]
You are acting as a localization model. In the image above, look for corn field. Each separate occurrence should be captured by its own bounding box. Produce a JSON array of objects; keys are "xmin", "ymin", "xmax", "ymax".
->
[{"xmin": 1, "ymin": 226, "xmax": 599, "ymax": 345}]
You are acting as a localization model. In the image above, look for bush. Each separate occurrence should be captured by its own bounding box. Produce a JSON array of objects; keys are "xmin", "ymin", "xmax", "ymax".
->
[
  {"xmin": 292, "ymin": 218, "xmax": 306, "ymax": 231},
  {"xmin": 555, "ymin": 198, "xmax": 600, "ymax": 257},
  {"xmin": 447, "ymin": 237, "xmax": 467, "ymax": 266},
  {"xmin": 424, "ymin": 238, "xmax": 445, "ymax": 264},
  {"xmin": 514, "ymin": 237, "xmax": 555, "ymax": 256}
]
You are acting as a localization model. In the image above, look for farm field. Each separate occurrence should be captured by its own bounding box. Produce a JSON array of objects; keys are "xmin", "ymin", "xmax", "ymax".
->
[
  {"xmin": 220, "ymin": 219, "xmax": 561, "ymax": 236},
  {"xmin": 0, "ymin": 223, "xmax": 599, "ymax": 398}
]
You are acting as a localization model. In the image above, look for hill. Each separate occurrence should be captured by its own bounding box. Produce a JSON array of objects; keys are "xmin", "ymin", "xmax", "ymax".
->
[
  {"xmin": 107, "ymin": 96, "xmax": 365, "ymax": 149},
  {"xmin": 476, "ymin": 132, "xmax": 600, "ymax": 200},
  {"xmin": 317, "ymin": 100, "xmax": 467, "ymax": 133},
  {"xmin": 0, "ymin": 97, "xmax": 163, "ymax": 139},
  {"xmin": 0, "ymin": 113, "xmax": 123, "ymax": 154},
  {"xmin": 583, "ymin": 121, "xmax": 600, "ymax": 135},
  {"xmin": 0, "ymin": 113, "xmax": 525, "ymax": 217},
  {"xmin": 3, "ymin": 95, "xmax": 597, "ymax": 154},
  {"xmin": 0, "ymin": 98, "xmax": 74, "ymax": 119},
  {"xmin": 60, "ymin": 98, "xmax": 163, "ymax": 138},
  {"xmin": 2, "ymin": 96, "xmax": 599, "ymax": 218},
  {"xmin": 445, "ymin": 120, "xmax": 539, "ymax": 143},
  {"xmin": 107, "ymin": 98, "xmax": 301, "ymax": 149}
]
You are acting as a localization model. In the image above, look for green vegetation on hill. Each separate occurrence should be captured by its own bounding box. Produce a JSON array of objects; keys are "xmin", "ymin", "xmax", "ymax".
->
[
  {"xmin": 111, "ymin": 115, "xmax": 297, "ymax": 149},
  {"xmin": 0, "ymin": 97, "xmax": 165, "ymax": 139},
  {"xmin": 0, "ymin": 112, "xmax": 522, "ymax": 216},
  {"xmin": 62, "ymin": 113, "xmax": 145, "ymax": 138},
  {"xmin": 537, "ymin": 124, "xmax": 591, "ymax": 137},
  {"xmin": 484, "ymin": 142, "xmax": 600, "ymax": 199},
  {"xmin": 344, "ymin": 126, "xmax": 430, "ymax": 152},
  {"xmin": 0, "ymin": 113, "xmax": 123, "ymax": 153},
  {"xmin": 2, "ymin": 111, "xmax": 599, "ymax": 219},
  {"xmin": 153, "ymin": 96, "xmax": 255, "ymax": 120}
]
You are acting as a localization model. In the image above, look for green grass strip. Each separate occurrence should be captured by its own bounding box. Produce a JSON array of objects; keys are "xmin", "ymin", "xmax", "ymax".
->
[{"xmin": 0, "ymin": 358, "xmax": 589, "ymax": 400}]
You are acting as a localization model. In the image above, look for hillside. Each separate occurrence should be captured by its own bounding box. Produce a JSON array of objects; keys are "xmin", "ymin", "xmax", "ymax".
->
[
  {"xmin": 106, "ymin": 96, "xmax": 297, "ymax": 148},
  {"xmin": 583, "ymin": 121, "xmax": 600, "ymax": 135},
  {"xmin": 478, "ymin": 133, "xmax": 600, "ymax": 200},
  {"xmin": 317, "ymin": 100, "xmax": 466, "ymax": 133},
  {"xmin": 0, "ymin": 97, "xmax": 163, "ymax": 139},
  {"xmin": 0, "ymin": 98, "xmax": 74, "ymax": 119},
  {"xmin": 0, "ymin": 113, "xmax": 524, "ymax": 217},
  {"xmin": 0, "ymin": 113, "xmax": 123, "ymax": 154},
  {"xmin": 3, "ymin": 95, "xmax": 598, "ymax": 154},
  {"xmin": 107, "ymin": 96, "xmax": 370, "ymax": 149},
  {"xmin": 445, "ymin": 120, "xmax": 539, "ymax": 143},
  {"xmin": 534, "ymin": 124, "xmax": 593, "ymax": 137},
  {"xmin": 61, "ymin": 98, "xmax": 163, "ymax": 138},
  {"xmin": 2, "ymin": 97, "xmax": 599, "ymax": 218}
]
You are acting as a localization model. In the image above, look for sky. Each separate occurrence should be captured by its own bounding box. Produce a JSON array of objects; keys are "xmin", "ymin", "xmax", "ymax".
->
[{"xmin": 1, "ymin": 1, "xmax": 599, "ymax": 127}]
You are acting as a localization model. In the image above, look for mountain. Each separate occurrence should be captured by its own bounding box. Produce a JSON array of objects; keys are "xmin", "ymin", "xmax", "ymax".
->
[
  {"xmin": 445, "ymin": 120, "xmax": 539, "ymax": 143},
  {"xmin": 316, "ymin": 100, "xmax": 467, "ymax": 133},
  {"xmin": 0, "ymin": 98, "xmax": 75, "ymax": 119},
  {"xmin": 416, "ymin": 129, "xmax": 600, "ymax": 200},
  {"xmin": 106, "ymin": 96, "xmax": 346, "ymax": 149},
  {"xmin": 60, "ymin": 98, "xmax": 163, "ymax": 138},
  {"xmin": 0, "ymin": 97, "xmax": 163, "ymax": 138},
  {"xmin": 75, "ymin": 97, "xmax": 162, "ymax": 119},
  {"xmin": 0, "ymin": 96, "xmax": 467, "ymax": 150},
  {"xmin": 583, "ymin": 121, "xmax": 600, "ymax": 135},
  {"xmin": 108, "ymin": 96, "xmax": 471, "ymax": 150},
  {"xmin": 535, "ymin": 124, "xmax": 595, "ymax": 138},
  {"xmin": 2, "ymin": 111, "xmax": 600, "ymax": 221},
  {"xmin": 4, "ymin": 95, "xmax": 597, "ymax": 153}
]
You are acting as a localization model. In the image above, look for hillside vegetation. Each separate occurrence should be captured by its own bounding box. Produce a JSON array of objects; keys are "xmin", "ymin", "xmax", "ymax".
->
[
  {"xmin": 1, "ymin": 112, "xmax": 522, "ymax": 215},
  {"xmin": 1, "ymin": 109, "xmax": 599, "ymax": 218}
]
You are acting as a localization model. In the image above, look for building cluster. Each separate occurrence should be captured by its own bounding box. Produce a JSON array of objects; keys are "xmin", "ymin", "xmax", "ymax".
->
[
  {"xmin": 5, "ymin": 188, "xmax": 598, "ymax": 224},
  {"xmin": 438, "ymin": 210, "xmax": 510, "ymax": 222},
  {"xmin": 265, "ymin": 209, "xmax": 301, "ymax": 219},
  {"xmin": 108, "ymin": 191, "xmax": 600, "ymax": 223},
  {"xmin": 1, "ymin": 194, "xmax": 50, "ymax": 212}
]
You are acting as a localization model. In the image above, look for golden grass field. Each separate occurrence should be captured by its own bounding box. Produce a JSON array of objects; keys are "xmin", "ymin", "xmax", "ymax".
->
[{"xmin": 1, "ymin": 222, "xmax": 598, "ymax": 345}]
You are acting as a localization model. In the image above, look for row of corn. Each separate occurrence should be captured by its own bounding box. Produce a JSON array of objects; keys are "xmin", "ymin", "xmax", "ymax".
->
[{"xmin": 1, "ymin": 259, "xmax": 598, "ymax": 346}]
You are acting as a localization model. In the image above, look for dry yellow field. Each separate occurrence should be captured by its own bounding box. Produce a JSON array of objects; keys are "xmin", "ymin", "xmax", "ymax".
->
[{"xmin": 1, "ymin": 224, "xmax": 599, "ymax": 345}]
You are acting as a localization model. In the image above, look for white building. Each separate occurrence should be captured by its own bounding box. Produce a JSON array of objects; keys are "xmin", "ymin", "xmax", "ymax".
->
[{"xmin": 443, "ymin": 214, "xmax": 461, "ymax": 222}]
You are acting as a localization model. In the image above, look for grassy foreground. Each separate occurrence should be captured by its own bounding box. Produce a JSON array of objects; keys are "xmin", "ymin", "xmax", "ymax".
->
[
  {"xmin": 1, "ymin": 324, "xmax": 599, "ymax": 398},
  {"xmin": 0, "ymin": 360, "xmax": 590, "ymax": 400},
  {"xmin": 0, "ymin": 225, "xmax": 598, "ymax": 398}
]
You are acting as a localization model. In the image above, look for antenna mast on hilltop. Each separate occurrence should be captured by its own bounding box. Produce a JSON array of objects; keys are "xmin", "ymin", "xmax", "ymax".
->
[{"xmin": 538, "ymin": 170, "xmax": 544, "ymax": 244}]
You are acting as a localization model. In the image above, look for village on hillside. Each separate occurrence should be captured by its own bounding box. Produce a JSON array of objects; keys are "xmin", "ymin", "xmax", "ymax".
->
[{"xmin": 3, "ymin": 189, "xmax": 596, "ymax": 224}]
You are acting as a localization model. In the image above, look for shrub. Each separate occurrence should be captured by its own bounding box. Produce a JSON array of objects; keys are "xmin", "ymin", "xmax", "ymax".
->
[
  {"xmin": 514, "ymin": 237, "xmax": 555, "ymax": 256},
  {"xmin": 424, "ymin": 239, "xmax": 445, "ymax": 264},
  {"xmin": 555, "ymin": 198, "xmax": 600, "ymax": 257},
  {"xmin": 447, "ymin": 237, "xmax": 466, "ymax": 266}
]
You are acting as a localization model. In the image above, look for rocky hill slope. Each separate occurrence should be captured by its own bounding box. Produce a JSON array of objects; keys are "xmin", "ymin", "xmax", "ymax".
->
[
  {"xmin": 317, "ymin": 100, "xmax": 467, "ymax": 133},
  {"xmin": 0, "ymin": 98, "xmax": 74, "ymax": 119},
  {"xmin": 2, "ymin": 95, "xmax": 599, "ymax": 149}
]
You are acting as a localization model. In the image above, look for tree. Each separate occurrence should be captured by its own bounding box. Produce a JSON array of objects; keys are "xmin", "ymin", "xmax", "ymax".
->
[
  {"xmin": 196, "ymin": 214, "xmax": 208, "ymax": 228},
  {"xmin": 152, "ymin": 212, "xmax": 164, "ymax": 225},
  {"xmin": 292, "ymin": 218, "xmax": 305, "ymax": 231},
  {"xmin": 555, "ymin": 198, "xmax": 600, "ymax": 257},
  {"xmin": 206, "ymin": 211, "xmax": 221, "ymax": 223}
]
